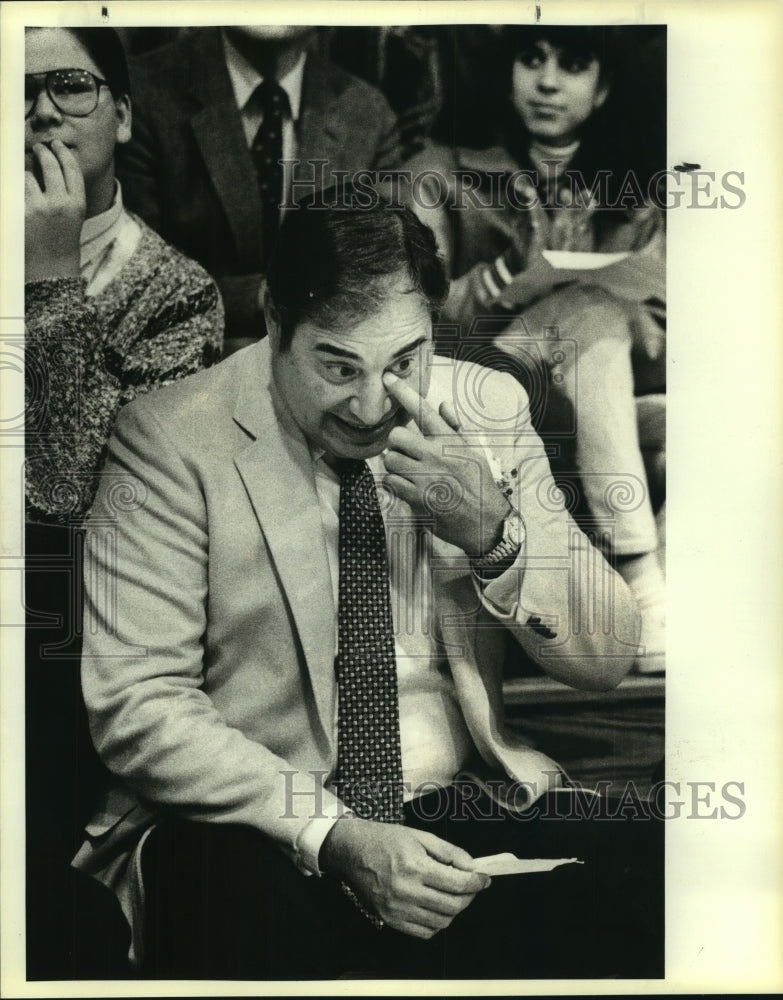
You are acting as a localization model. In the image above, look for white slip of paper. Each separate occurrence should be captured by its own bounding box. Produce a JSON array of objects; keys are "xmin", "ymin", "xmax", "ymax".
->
[
  {"xmin": 541, "ymin": 250, "xmax": 630, "ymax": 270},
  {"xmin": 473, "ymin": 853, "xmax": 584, "ymax": 876}
]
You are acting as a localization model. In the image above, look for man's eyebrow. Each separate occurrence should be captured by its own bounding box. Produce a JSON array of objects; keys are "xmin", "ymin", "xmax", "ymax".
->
[
  {"xmin": 314, "ymin": 343, "xmax": 361, "ymax": 360},
  {"xmin": 313, "ymin": 336, "xmax": 428, "ymax": 362},
  {"xmin": 390, "ymin": 336, "xmax": 427, "ymax": 360}
]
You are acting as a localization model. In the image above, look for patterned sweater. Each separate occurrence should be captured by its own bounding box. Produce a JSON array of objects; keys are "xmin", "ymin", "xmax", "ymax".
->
[{"xmin": 25, "ymin": 217, "xmax": 223, "ymax": 524}]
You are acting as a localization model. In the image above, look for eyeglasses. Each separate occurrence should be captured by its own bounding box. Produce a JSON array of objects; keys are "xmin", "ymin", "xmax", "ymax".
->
[{"xmin": 25, "ymin": 68, "xmax": 110, "ymax": 119}]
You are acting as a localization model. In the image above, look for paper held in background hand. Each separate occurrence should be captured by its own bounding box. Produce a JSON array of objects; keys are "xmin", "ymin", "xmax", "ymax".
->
[
  {"xmin": 500, "ymin": 248, "xmax": 665, "ymax": 308},
  {"xmin": 473, "ymin": 853, "xmax": 584, "ymax": 876},
  {"xmin": 542, "ymin": 249, "xmax": 630, "ymax": 269}
]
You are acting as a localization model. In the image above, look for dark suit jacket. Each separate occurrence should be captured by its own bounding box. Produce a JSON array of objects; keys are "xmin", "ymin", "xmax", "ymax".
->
[{"xmin": 117, "ymin": 29, "xmax": 402, "ymax": 341}]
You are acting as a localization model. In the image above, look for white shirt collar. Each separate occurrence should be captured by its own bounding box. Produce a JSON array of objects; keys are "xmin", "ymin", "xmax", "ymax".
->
[
  {"xmin": 221, "ymin": 29, "xmax": 306, "ymax": 121},
  {"xmin": 80, "ymin": 180, "xmax": 124, "ymax": 264},
  {"xmin": 79, "ymin": 179, "xmax": 126, "ymax": 281}
]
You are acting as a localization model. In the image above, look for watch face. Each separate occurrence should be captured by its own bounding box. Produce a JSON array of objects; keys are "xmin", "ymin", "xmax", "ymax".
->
[{"xmin": 504, "ymin": 510, "xmax": 525, "ymax": 546}]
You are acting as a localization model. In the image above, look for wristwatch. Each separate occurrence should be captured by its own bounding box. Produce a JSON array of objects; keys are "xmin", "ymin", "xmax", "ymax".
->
[{"xmin": 471, "ymin": 507, "xmax": 526, "ymax": 569}]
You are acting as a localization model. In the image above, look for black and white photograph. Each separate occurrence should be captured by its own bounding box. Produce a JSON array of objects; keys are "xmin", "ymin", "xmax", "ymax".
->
[{"xmin": 1, "ymin": 0, "xmax": 781, "ymax": 994}]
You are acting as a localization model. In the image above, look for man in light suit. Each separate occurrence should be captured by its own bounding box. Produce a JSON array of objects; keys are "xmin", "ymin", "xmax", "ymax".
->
[
  {"xmin": 73, "ymin": 193, "xmax": 661, "ymax": 979},
  {"xmin": 116, "ymin": 26, "xmax": 402, "ymax": 352}
]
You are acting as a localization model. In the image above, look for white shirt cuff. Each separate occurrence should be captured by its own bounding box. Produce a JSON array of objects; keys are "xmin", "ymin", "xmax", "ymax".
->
[{"xmin": 295, "ymin": 810, "xmax": 352, "ymax": 877}]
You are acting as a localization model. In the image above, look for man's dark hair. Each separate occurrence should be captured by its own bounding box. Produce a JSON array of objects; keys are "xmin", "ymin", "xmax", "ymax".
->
[
  {"xmin": 27, "ymin": 26, "xmax": 131, "ymax": 100},
  {"xmin": 504, "ymin": 25, "xmax": 617, "ymax": 85},
  {"xmin": 266, "ymin": 188, "xmax": 449, "ymax": 351}
]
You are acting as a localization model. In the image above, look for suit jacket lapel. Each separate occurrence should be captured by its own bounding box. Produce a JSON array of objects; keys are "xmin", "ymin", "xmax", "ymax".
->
[
  {"xmin": 188, "ymin": 44, "xmax": 343, "ymax": 244},
  {"xmin": 233, "ymin": 345, "xmax": 337, "ymax": 742},
  {"xmin": 296, "ymin": 56, "xmax": 347, "ymax": 184},
  {"xmin": 187, "ymin": 29, "xmax": 263, "ymax": 265}
]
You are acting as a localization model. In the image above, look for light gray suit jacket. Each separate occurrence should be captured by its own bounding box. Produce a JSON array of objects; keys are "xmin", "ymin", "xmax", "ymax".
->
[{"xmin": 73, "ymin": 342, "xmax": 640, "ymax": 957}]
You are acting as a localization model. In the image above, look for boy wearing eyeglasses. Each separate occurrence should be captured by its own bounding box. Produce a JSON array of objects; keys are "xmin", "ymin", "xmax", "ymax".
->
[
  {"xmin": 24, "ymin": 26, "xmax": 223, "ymax": 522},
  {"xmin": 25, "ymin": 31, "xmax": 131, "ymax": 229}
]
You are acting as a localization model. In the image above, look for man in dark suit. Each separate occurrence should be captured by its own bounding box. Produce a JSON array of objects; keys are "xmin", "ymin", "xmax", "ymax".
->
[{"xmin": 117, "ymin": 26, "xmax": 402, "ymax": 352}]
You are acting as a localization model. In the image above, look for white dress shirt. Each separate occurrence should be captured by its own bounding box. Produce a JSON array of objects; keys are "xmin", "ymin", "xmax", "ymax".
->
[
  {"xmin": 221, "ymin": 28, "xmax": 305, "ymax": 206},
  {"xmin": 296, "ymin": 448, "xmax": 481, "ymax": 873}
]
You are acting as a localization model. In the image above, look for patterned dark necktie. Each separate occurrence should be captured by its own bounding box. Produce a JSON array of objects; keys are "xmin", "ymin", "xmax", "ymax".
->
[
  {"xmin": 250, "ymin": 79, "xmax": 288, "ymax": 265},
  {"xmin": 333, "ymin": 459, "xmax": 404, "ymax": 924}
]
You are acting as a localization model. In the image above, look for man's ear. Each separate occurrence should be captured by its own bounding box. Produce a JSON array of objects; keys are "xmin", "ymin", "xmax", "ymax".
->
[
  {"xmin": 262, "ymin": 283, "xmax": 282, "ymax": 349},
  {"xmin": 594, "ymin": 82, "xmax": 609, "ymax": 112},
  {"xmin": 114, "ymin": 94, "xmax": 132, "ymax": 146}
]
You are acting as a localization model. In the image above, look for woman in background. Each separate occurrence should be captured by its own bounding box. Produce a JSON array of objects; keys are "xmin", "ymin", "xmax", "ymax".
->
[{"xmin": 407, "ymin": 25, "xmax": 666, "ymax": 674}]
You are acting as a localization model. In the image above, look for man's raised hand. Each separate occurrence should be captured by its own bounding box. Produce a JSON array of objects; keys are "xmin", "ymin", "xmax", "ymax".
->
[{"xmin": 382, "ymin": 372, "xmax": 510, "ymax": 557}]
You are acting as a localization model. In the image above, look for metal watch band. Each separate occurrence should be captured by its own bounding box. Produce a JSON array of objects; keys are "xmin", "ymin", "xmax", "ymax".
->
[{"xmin": 471, "ymin": 509, "xmax": 525, "ymax": 568}]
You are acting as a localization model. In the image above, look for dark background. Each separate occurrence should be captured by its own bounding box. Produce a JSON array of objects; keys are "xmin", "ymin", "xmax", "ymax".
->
[{"xmin": 118, "ymin": 25, "xmax": 667, "ymax": 184}]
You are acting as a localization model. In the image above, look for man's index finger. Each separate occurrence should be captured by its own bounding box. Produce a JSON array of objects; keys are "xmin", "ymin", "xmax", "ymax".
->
[{"xmin": 383, "ymin": 372, "xmax": 445, "ymax": 437}]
